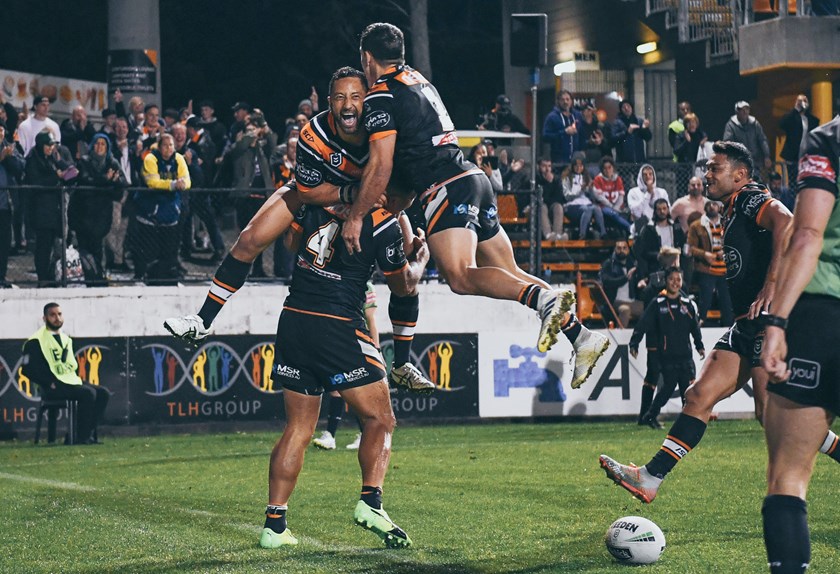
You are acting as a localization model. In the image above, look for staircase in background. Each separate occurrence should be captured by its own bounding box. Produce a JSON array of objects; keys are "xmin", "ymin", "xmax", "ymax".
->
[{"xmin": 645, "ymin": 0, "xmax": 741, "ymax": 67}]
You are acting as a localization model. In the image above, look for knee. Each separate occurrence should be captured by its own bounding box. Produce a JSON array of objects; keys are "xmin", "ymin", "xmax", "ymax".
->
[
  {"xmin": 440, "ymin": 268, "xmax": 472, "ymax": 295},
  {"xmin": 683, "ymin": 384, "xmax": 713, "ymax": 412},
  {"xmin": 231, "ymin": 228, "xmax": 260, "ymax": 262},
  {"xmin": 361, "ymin": 410, "xmax": 396, "ymax": 435}
]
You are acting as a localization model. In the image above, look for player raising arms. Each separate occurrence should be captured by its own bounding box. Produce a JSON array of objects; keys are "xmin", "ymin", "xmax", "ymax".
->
[
  {"xmin": 343, "ymin": 23, "xmax": 609, "ymax": 388},
  {"xmin": 600, "ymin": 141, "xmax": 794, "ymax": 502},
  {"xmin": 164, "ymin": 67, "xmax": 434, "ymax": 394}
]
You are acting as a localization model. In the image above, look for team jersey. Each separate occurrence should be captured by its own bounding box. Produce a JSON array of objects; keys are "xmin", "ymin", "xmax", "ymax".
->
[
  {"xmin": 797, "ymin": 116, "xmax": 840, "ymax": 298},
  {"xmin": 363, "ymin": 65, "xmax": 473, "ymax": 192},
  {"xmin": 295, "ymin": 110, "xmax": 369, "ymax": 193},
  {"xmin": 285, "ymin": 205, "xmax": 407, "ymax": 321},
  {"xmin": 722, "ymin": 182, "xmax": 776, "ymax": 317}
]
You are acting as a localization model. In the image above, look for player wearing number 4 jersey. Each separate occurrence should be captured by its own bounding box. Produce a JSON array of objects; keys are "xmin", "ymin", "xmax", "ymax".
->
[
  {"xmin": 260, "ymin": 199, "xmax": 429, "ymax": 549},
  {"xmin": 163, "ymin": 67, "xmax": 433, "ymax": 394},
  {"xmin": 342, "ymin": 23, "xmax": 609, "ymax": 389}
]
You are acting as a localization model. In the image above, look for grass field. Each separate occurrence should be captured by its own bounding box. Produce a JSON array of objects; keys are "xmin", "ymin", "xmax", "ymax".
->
[{"xmin": 1, "ymin": 420, "xmax": 838, "ymax": 573}]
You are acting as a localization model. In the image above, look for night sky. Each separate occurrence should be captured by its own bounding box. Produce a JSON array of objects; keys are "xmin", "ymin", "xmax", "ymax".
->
[{"xmin": 2, "ymin": 0, "xmax": 504, "ymax": 130}]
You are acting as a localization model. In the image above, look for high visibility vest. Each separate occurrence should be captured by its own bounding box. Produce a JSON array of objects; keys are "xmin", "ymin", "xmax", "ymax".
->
[{"xmin": 27, "ymin": 326, "xmax": 82, "ymax": 386}]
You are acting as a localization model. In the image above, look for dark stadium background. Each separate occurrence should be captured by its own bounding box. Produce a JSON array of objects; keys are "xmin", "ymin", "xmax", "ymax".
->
[{"xmin": 2, "ymin": 0, "xmax": 504, "ymax": 131}]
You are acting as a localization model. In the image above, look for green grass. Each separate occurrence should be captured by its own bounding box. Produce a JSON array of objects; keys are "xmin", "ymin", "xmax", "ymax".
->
[{"xmin": 1, "ymin": 420, "xmax": 838, "ymax": 573}]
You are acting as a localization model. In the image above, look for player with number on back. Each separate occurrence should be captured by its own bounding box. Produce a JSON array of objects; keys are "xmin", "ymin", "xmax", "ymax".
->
[{"xmin": 341, "ymin": 22, "xmax": 609, "ymax": 389}]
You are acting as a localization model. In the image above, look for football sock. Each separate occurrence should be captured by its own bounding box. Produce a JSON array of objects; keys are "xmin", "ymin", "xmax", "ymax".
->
[
  {"xmin": 819, "ymin": 430, "xmax": 840, "ymax": 463},
  {"xmin": 326, "ymin": 395, "xmax": 344, "ymax": 437},
  {"xmin": 361, "ymin": 486, "xmax": 382, "ymax": 510},
  {"xmin": 561, "ymin": 313, "xmax": 582, "ymax": 344},
  {"xmin": 388, "ymin": 293, "xmax": 419, "ymax": 367},
  {"xmin": 264, "ymin": 504, "xmax": 288, "ymax": 534},
  {"xmin": 639, "ymin": 382, "xmax": 656, "ymax": 423},
  {"xmin": 762, "ymin": 495, "xmax": 809, "ymax": 574},
  {"xmin": 644, "ymin": 413, "xmax": 707, "ymax": 479},
  {"xmin": 518, "ymin": 284, "xmax": 542, "ymax": 311},
  {"xmin": 197, "ymin": 254, "xmax": 252, "ymax": 328}
]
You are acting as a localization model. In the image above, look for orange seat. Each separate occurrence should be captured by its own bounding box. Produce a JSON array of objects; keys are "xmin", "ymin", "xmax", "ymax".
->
[{"xmin": 497, "ymin": 195, "xmax": 528, "ymax": 226}]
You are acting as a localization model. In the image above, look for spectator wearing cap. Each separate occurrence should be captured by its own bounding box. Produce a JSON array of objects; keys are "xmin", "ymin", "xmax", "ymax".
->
[
  {"xmin": 197, "ymin": 99, "xmax": 227, "ymax": 156},
  {"xmin": 61, "ymin": 105, "xmax": 97, "ymax": 161},
  {"xmin": 543, "ymin": 89, "xmax": 582, "ymax": 168},
  {"xmin": 98, "ymin": 107, "xmax": 118, "ymax": 140},
  {"xmin": 0, "ymin": 121, "xmax": 24, "ymax": 287},
  {"xmin": 298, "ymin": 85, "xmax": 320, "ymax": 119},
  {"xmin": 17, "ymin": 96, "xmax": 61, "ymax": 156},
  {"xmin": 229, "ymin": 101, "xmax": 252, "ymax": 142},
  {"xmin": 767, "ymin": 171, "xmax": 795, "ymax": 212},
  {"xmin": 72, "ymin": 134, "xmax": 128, "ymax": 284},
  {"xmin": 722, "ymin": 100, "xmax": 772, "ymax": 176},
  {"xmin": 613, "ymin": 99, "xmax": 652, "ymax": 164},
  {"xmin": 579, "ymin": 102, "xmax": 612, "ymax": 168},
  {"xmin": 0, "ymin": 92, "xmax": 20, "ymax": 137},
  {"xmin": 24, "ymin": 129, "xmax": 72, "ymax": 285},
  {"xmin": 478, "ymin": 94, "xmax": 530, "ymax": 134}
]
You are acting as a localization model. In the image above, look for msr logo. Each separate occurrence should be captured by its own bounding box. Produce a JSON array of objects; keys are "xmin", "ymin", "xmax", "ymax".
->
[
  {"xmin": 274, "ymin": 364, "xmax": 301, "ymax": 380},
  {"xmin": 787, "ymin": 358, "xmax": 820, "ymax": 389},
  {"xmin": 331, "ymin": 368, "xmax": 369, "ymax": 385}
]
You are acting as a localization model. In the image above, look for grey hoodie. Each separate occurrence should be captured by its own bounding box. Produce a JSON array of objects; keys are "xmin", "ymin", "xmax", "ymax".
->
[{"xmin": 722, "ymin": 114, "xmax": 771, "ymax": 163}]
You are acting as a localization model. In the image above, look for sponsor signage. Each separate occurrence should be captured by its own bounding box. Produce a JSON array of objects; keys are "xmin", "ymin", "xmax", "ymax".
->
[
  {"xmin": 0, "ymin": 68, "xmax": 107, "ymax": 116},
  {"xmin": 107, "ymin": 49, "xmax": 158, "ymax": 94}
]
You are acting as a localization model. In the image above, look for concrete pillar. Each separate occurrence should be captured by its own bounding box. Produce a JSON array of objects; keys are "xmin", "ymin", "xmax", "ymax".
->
[
  {"xmin": 107, "ymin": 0, "xmax": 161, "ymax": 109},
  {"xmin": 812, "ymin": 76, "xmax": 832, "ymax": 125}
]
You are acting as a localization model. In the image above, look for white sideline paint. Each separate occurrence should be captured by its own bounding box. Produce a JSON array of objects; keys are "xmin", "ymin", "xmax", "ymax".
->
[{"xmin": 0, "ymin": 471, "xmax": 98, "ymax": 492}]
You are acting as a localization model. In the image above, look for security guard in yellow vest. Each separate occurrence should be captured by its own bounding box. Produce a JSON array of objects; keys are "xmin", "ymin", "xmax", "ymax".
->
[{"xmin": 21, "ymin": 302, "xmax": 110, "ymax": 444}]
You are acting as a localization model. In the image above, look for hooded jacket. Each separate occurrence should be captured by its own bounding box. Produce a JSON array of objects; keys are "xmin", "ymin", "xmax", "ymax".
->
[
  {"xmin": 71, "ymin": 134, "xmax": 128, "ymax": 237},
  {"xmin": 613, "ymin": 102, "xmax": 652, "ymax": 163},
  {"xmin": 722, "ymin": 114, "xmax": 771, "ymax": 164},
  {"xmin": 627, "ymin": 164, "xmax": 670, "ymax": 222}
]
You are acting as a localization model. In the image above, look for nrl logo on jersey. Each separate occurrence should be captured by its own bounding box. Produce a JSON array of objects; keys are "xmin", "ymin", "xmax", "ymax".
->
[{"xmin": 330, "ymin": 152, "xmax": 342, "ymax": 167}]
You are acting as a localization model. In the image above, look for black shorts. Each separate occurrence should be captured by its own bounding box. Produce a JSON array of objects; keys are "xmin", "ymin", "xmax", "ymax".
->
[
  {"xmin": 422, "ymin": 172, "xmax": 501, "ymax": 242},
  {"xmin": 271, "ymin": 309, "xmax": 387, "ymax": 396},
  {"xmin": 713, "ymin": 318, "xmax": 764, "ymax": 366},
  {"xmin": 767, "ymin": 294, "xmax": 840, "ymax": 415}
]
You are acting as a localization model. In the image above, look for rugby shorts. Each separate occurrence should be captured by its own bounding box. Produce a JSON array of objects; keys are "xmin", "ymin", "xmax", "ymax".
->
[
  {"xmin": 713, "ymin": 317, "xmax": 764, "ymax": 367},
  {"xmin": 421, "ymin": 171, "xmax": 501, "ymax": 242},
  {"xmin": 271, "ymin": 309, "xmax": 387, "ymax": 396},
  {"xmin": 767, "ymin": 294, "xmax": 840, "ymax": 415}
]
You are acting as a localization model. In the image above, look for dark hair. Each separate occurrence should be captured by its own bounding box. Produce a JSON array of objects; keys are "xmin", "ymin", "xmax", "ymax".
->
[
  {"xmin": 665, "ymin": 266, "xmax": 682, "ymax": 278},
  {"xmin": 329, "ymin": 66, "xmax": 368, "ymax": 96},
  {"xmin": 768, "ymin": 171, "xmax": 782, "ymax": 181},
  {"xmin": 557, "ymin": 89, "xmax": 572, "ymax": 100},
  {"xmin": 43, "ymin": 302, "xmax": 59, "ymax": 316},
  {"xmin": 712, "ymin": 140, "xmax": 754, "ymax": 175},
  {"xmin": 143, "ymin": 104, "xmax": 159, "ymax": 114},
  {"xmin": 599, "ymin": 156, "xmax": 615, "ymax": 169},
  {"xmin": 653, "ymin": 198, "xmax": 670, "ymax": 210},
  {"xmin": 360, "ymin": 22, "xmax": 405, "ymax": 64},
  {"xmin": 538, "ymin": 156, "xmax": 552, "ymax": 165}
]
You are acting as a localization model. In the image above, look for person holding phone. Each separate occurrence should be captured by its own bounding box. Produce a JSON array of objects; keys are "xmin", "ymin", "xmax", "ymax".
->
[{"xmin": 469, "ymin": 143, "xmax": 502, "ymax": 193}]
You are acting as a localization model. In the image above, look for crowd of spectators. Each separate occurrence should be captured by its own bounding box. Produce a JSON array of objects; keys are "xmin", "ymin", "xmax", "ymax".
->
[{"xmin": 0, "ymin": 88, "xmax": 311, "ymax": 287}]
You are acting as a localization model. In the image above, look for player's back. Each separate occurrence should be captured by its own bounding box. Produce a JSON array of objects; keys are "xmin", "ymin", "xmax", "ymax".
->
[
  {"xmin": 364, "ymin": 65, "xmax": 472, "ymax": 191},
  {"xmin": 285, "ymin": 205, "xmax": 406, "ymax": 320}
]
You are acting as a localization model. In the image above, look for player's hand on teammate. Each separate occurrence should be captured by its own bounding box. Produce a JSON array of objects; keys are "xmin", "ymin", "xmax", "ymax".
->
[
  {"xmin": 698, "ymin": 348, "xmax": 706, "ymax": 359},
  {"xmin": 761, "ymin": 326, "xmax": 790, "ymax": 383},
  {"xmin": 342, "ymin": 216, "xmax": 364, "ymax": 254},
  {"xmin": 748, "ymin": 282, "xmax": 775, "ymax": 319},
  {"xmin": 408, "ymin": 228, "xmax": 429, "ymax": 265}
]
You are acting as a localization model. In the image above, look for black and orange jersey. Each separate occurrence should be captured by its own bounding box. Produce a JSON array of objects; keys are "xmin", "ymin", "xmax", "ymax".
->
[
  {"xmin": 295, "ymin": 110, "xmax": 368, "ymax": 193},
  {"xmin": 363, "ymin": 65, "xmax": 473, "ymax": 192},
  {"xmin": 722, "ymin": 182, "xmax": 776, "ymax": 317},
  {"xmin": 285, "ymin": 205, "xmax": 407, "ymax": 321}
]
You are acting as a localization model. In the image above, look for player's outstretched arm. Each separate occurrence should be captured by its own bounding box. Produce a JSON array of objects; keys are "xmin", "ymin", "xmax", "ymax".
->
[{"xmin": 344, "ymin": 135, "xmax": 396, "ymax": 254}]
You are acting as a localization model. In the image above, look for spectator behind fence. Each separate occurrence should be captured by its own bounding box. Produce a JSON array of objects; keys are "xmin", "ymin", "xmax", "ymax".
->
[
  {"xmin": 562, "ymin": 152, "xmax": 605, "ymax": 239},
  {"xmin": 670, "ymin": 176, "xmax": 707, "ymax": 233},
  {"xmin": 0, "ymin": 121, "xmax": 24, "ymax": 288},
  {"xmin": 17, "ymin": 96, "xmax": 61, "ymax": 157},
  {"xmin": 139, "ymin": 104, "xmax": 164, "ymax": 153},
  {"xmin": 99, "ymin": 107, "xmax": 117, "ymax": 140},
  {"xmin": 469, "ymin": 143, "xmax": 502, "ymax": 193},
  {"xmin": 779, "ymin": 94, "xmax": 819, "ymax": 187},
  {"xmin": 72, "ymin": 134, "xmax": 128, "ymax": 285},
  {"xmin": 21, "ymin": 302, "xmax": 111, "ymax": 444},
  {"xmin": 634, "ymin": 198, "xmax": 685, "ymax": 282},
  {"xmin": 591, "ymin": 156, "xmax": 631, "ymax": 238},
  {"xmin": 613, "ymin": 99, "xmax": 651, "ymax": 164},
  {"xmin": 767, "ymin": 171, "xmax": 795, "ymax": 212},
  {"xmin": 627, "ymin": 163, "xmax": 670, "ymax": 232},
  {"xmin": 0, "ymin": 92, "xmax": 20, "ymax": 136},
  {"xmin": 478, "ymin": 94, "xmax": 530, "ymax": 134},
  {"xmin": 668, "ymin": 101, "xmax": 692, "ymax": 160},
  {"xmin": 723, "ymin": 101, "xmax": 772, "ymax": 176},
  {"xmin": 196, "ymin": 100, "xmax": 227, "ymax": 160},
  {"xmin": 600, "ymin": 239, "xmax": 643, "ymax": 327},
  {"xmin": 543, "ymin": 89, "xmax": 582, "ymax": 168},
  {"xmin": 24, "ymin": 130, "xmax": 74, "ymax": 286},
  {"xmin": 104, "ymin": 117, "xmax": 137, "ymax": 273},
  {"xmin": 134, "ymin": 133, "xmax": 189, "ymax": 283},
  {"xmin": 687, "ymin": 199, "xmax": 732, "ymax": 326},
  {"xmin": 230, "ymin": 109, "xmax": 277, "ymax": 277},
  {"xmin": 536, "ymin": 156, "xmax": 567, "ymax": 241},
  {"xmin": 60, "ymin": 105, "xmax": 97, "ymax": 161},
  {"xmin": 673, "ymin": 113, "xmax": 707, "ymax": 165}
]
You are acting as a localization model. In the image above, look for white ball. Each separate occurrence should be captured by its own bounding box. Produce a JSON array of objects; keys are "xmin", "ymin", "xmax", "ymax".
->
[{"xmin": 605, "ymin": 515, "xmax": 666, "ymax": 565}]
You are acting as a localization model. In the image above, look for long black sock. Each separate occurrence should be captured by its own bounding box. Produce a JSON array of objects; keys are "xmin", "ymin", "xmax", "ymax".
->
[
  {"xmin": 639, "ymin": 383, "xmax": 655, "ymax": 423},
  {"xmin": 389, "ymin": 293, "xmax": 419, "ymax": 367},
  {"xmin": 763, "ymin": 495, "xmax": 810, "ymax": 574},
  {"xmin": 326, "ymin": 395, "xmax": 344, "ymax": 437},
  {"xmin": 197, "ymin": 253, "xmax": 252, "ymax": 328},
  {"xmin": 819, "ymin": 430, "xmax": 840, "ymax": 464},
  {"xmin": 645, "ymin": 413, "xmax": 707, "ymax": 479},
  {"xmin": 264, "ymin": 504, "xmax": 288, "ymax": 534},
  {"xmin": 361, "ymin": 485, "xmax": 382, "ymax": 510}
]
